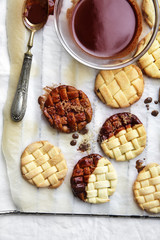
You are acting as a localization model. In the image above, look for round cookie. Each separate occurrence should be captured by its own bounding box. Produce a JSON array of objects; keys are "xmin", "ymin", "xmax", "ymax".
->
[
  {"xmin": 136, "ymin": 31, "xmax": 160, "ymax": 78},
  {"xmin": 133, "ymin": 163, "xmax": 160, "ymax": 214},
  {"xmin": 71, "ymin": 154, "xmax": 117, "ymax": 204},
  {"xmin": 142, "ymin": 0, "xmax": 160, "ymax": 30},
  {"xmin": 95, "ymin": 65, "xmax": 144, "ymax": 108},
  {"xmin": 98, "ymin": 112, "xmax": 146, "ymax": 161},
  {"xmin": 38, "ymin": 85, "xmax": 93, "ymax": 133},
  {"xmin": 21, "ymin": 141, "xmax": 68, "ymax": 188}
]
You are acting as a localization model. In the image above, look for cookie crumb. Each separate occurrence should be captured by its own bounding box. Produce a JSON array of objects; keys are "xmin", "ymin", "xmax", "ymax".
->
[
  {"xmin": 79, "ymin": 127, "xmax": 89, "ymax": 135},
  {"xmin": 78, "ymin": 140, "xmax": 90, "ymax": 152}
]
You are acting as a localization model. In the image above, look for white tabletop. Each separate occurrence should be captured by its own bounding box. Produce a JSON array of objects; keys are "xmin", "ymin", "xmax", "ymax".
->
[{"xmin": 0, "ymin": 1, "xmax": 160, "ymax": 239}]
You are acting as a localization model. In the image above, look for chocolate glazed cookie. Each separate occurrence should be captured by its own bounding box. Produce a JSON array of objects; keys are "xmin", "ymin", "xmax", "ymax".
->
[
  {"xmin": 99, "ymin": 113, "xmax": 146, "ymax": 161},
  {"xmin": 38, "ymin": 85, "xmax": 92, "ymax": 133},
  {"xmin": 71, "ymin": 154, "xmax": 117, "ymax": 204}
]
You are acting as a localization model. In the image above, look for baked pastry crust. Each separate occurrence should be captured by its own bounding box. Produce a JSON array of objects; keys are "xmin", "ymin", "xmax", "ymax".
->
[
  {"xmin": 142, "ymin": 0, "xmax": 160, "ymax": 30},
  {"xmin": 99, "ymin": 113, "xmax": 146, "ymax": 161},
  {"xmin": 95, "ymin": 65, "xmax": 144, "ymax": 108},
  {"xmin": 38, "ymin": 85, "xmax": 92, "ymax": 133},
  {"xmin": 71, "ymin": 154, "xmax": 117, "ymax": 204},
  {"xmin": 136, "ymin": 31, "xmax": 160, "ymax": 78},
  {"xmin": 21, "ymin": 141, "xmax": 67, "ymax": 188},
  {"xmin": 133, "ymin": 163, "xmax": 160, "ymax": 213}
]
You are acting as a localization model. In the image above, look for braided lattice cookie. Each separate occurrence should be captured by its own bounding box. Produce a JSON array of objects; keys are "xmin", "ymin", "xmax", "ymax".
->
[
  {"xmin": 99, "ymin": 113, "xmax": 146, "ymax": 161},
  {"xmin": 21, "ymin": 141, "xmax": 67, "ymax": 188},
  {"xmin": 133, "ymin": 163, "xmax": 160, "ymax": 213},
  {"xmin": 137, "ymin": 31, "xmax": 160, "ymax": 78},
  {"xmin": 71, "ymin": 154, "xmax": 117, "ymax": 204},
  {"xmin": 142, "ymin": 0, "xmax": 160, "ymax": 30},
  {"xmin": 95, "ymin": 65, "xmax": 144, "ymax": 108},
  {"xmin": 38, "ymin": 85, "xmax": 92, "ymax": 133}
]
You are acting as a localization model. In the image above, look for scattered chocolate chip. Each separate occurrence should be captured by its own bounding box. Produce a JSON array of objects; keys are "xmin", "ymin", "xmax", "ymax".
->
[
  {"xmin": 78, "ymin": 127, "xmax": 89, "ymax": 135},
  {"xmin": 154, "ymin": 100, "xmax": 158, "ymax": 104},
  {"xmin": 78, "ymin": 140, "xmax": 90, "ymax": 152},
  {"xmin": 144, "ymin": 97, "xmax": 152, "ymax": 104},
  {"xmin": 135, "ymin": 160, "xmax": 145, "ymax": 173},
  {"xmin": 70, "ymin": 140, "xmax": 77, "ymax": 146},
  {"xmin": 151, "ymin": 110, "xmax": 159, "ymax": 117},
  {"xmin": 72, "ymin": 133, "xmax": 79, "ymax": 139}
]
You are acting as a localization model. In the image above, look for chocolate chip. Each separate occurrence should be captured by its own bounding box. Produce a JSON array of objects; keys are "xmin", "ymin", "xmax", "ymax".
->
[
  {"xmin": 154, "ymin": 100, "xmax": 158, "ymax": 104},
  {"xmin": 70, "ymin": 140, "xmax": 77, "ymax": 146},
  {"xmin": 72, "ymin": 133, "xmax": 79, "ymax": 139},
  {"xmin": 144, "ymin": 97, "xmax": 152, "ymax": 104},
  {"xmin": 151, "ymin": 110, "xmax": 159, "ymax": 117}
]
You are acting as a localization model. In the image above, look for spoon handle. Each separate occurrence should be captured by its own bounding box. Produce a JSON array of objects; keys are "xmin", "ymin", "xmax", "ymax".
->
[{"xmin": 11, "ymin": 53, "xmax": 32, "ymax": 122}]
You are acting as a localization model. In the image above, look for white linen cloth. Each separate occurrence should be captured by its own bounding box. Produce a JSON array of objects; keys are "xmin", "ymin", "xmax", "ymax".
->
[
  {"xmin": 2, "ymin": 0, "xmax": 160, "ymax": 216},
  {"xmin": 0, "ymin": 0, "xmax": 160, "ymax": 239}
]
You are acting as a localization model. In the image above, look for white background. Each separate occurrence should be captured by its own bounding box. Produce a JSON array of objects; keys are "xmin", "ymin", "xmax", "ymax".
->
[{"xmin": 0, "ymin": 0, "xmax": 160, "ymax": 239}]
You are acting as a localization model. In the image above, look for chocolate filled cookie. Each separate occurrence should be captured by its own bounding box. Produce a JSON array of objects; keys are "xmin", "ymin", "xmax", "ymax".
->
[
  {"xmin": 38, "ymin": 85, "xmax": 92, "ymax": 133},
  {"xmin": 71, "ymin": 154, "xmax": 117, "ymax": 203},
  {"xmin": 133, "ymin": 163, "xmax": 160, "ymax": 213},
  {"xmin": 99, "ymin": 113, "xmax": 146, "ymax": 161}
]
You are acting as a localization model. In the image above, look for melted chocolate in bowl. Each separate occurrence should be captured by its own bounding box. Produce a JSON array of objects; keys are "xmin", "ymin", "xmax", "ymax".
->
[{"xmin": 71, "ymin": 0, "xmax": 142, "ymax": 58}]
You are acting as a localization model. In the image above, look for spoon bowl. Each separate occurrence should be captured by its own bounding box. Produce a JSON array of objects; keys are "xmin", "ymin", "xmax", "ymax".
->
[{"xmin": 23, "ymin": 0, "xmax": 48, "ymax": 30}]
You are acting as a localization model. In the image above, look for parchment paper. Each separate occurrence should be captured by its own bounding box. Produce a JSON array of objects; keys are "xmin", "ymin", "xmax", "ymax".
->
[{"xmin": 2, "ymin": 0, "xmax": 160, "ymax": 216}]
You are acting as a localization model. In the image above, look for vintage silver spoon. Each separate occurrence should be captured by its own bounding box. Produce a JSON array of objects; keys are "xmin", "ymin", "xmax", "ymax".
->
[{"xmin": 11, "ymin": 0, "xmax": 48, "ymax": 122}]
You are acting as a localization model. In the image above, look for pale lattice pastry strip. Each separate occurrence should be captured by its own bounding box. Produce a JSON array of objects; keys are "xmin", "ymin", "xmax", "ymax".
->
[
  {"xmin": 21, "ymin": 141, "xmax": 67, "ymax": 188},
  {"xmin": 136, "ymin": 31, "xmax": 160, "ymax": 78},
  {"xmin": 85, "ymin": 157, "xmax": 117, "ymax": 204},
  {"xmin": 95, "ymin": 65, "xmax": 144, "ymax": 108},
  {"xmin": 142, "ymin": 0, "xmax": 160, "ymax": 30},
  {"xmin": 71, "ymin": 154, "xmax": 117, "ymax": 204},
  {"xmin": 101, "ymin": 124, "xmax": 146, "ymax": 161},
  {"xmin": 133, "ymin": 163, "xmax": 160, "ymax": 213}
]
